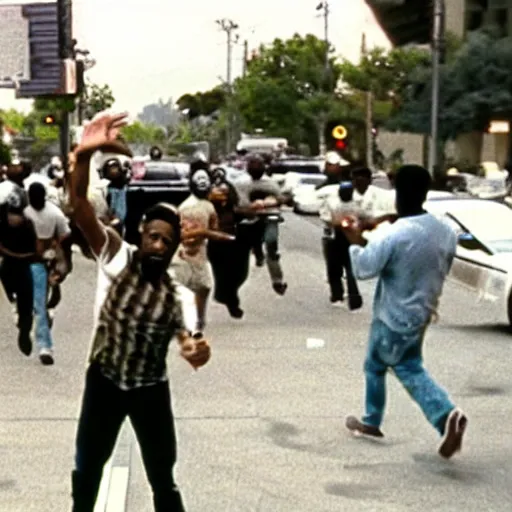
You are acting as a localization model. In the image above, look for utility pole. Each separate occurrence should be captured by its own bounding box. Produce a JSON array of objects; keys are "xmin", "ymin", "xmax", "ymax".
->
[
  {"xmin": 242, "ymin": 39, "xmax": 248, "ymax": 77},
  {"xmin": 57, "ymin": 0, "xmax": 73, "ymax": 172},
  {"xmin": 362, "ymin": 32, "xmax": 373, "ymax": 169},
  {"xmin": 316, "ymin": 1, "xmax": 330, "ymax": 156},
  {"xmin": 216, "ymin": 18, "xmax": 239, "ymax": 155},
  {"xmin": 428, "ymin": 0, "xmax": 445, "ymax": 178}
]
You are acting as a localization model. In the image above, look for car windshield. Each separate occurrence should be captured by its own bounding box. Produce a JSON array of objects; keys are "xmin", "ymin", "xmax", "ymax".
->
[{"xmin": 451, "ymin": 202, "xmax": 512, "ymax": 253}]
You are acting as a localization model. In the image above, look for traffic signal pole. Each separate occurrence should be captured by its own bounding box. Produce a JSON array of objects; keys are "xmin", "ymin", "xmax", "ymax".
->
[{"xmin": 57, "ymin": 0, "xmax": 73, "ymax": 172}]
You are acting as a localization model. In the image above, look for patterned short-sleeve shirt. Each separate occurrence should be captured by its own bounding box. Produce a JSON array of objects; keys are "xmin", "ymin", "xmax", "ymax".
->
[{"xmin": 89, "ymin": 236, "xmax": 186, "ymax": 390}]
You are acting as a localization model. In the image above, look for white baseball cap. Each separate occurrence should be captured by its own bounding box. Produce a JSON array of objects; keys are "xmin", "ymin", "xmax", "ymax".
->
[{"xmin": 325, "ymin": 151, "xmax": 341, "ymax": 165}]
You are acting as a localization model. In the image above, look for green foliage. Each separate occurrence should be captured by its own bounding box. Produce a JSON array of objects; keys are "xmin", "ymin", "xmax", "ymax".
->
[
  {"xmin": 340, "ymin": 46, "xmax": 430, "ymax": 101},
  {"xmin": 390, "ymin": 30, "xmax": 512, "ymax": 141},
  {"xmin": 120, "ymin": 121, "xmax": 166, "ymax": 144},
  {"xmin": 0, "ymin": 109, "xmax": 27, "ymax": 132},
  {"xmin": 33, "ymin": 96, "xmax": 76, "ymax": 114},
  {"xmin": 177, "ymin": 87, "xmax": 226, "ymax": 119},
  {"xmin": 81, "ymin": 81, "xmax": 115, "ymax": 119},
  {"xmin": 233, "ymin": 33, "xmax": 343, "ymax": 151}
]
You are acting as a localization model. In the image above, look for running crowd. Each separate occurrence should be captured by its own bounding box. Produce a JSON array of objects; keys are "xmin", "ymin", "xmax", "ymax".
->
[{"xmin": 0, "ymin": 112, "xmax": 467, "ymax": 511}]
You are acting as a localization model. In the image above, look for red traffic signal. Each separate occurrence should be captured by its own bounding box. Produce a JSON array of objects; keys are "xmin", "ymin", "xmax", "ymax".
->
[{"xmin": 335, "ymin": 139, "xmax": 346, "ymax": 150}]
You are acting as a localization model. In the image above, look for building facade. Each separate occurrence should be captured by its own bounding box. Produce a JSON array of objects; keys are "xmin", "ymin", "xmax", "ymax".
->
[{"xmin": 367, "ymin": 0, "xmax": 512, "ymax": 168}]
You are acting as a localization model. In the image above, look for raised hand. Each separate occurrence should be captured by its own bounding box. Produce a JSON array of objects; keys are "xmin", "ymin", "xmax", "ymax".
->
[{"xmin": 76, "ymin": 112, "xmax": 132, "ymax": 157}]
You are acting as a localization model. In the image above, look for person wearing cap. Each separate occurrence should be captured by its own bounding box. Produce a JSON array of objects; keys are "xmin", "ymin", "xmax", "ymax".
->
[
  {"xmin": 0, "ymin": 181, "xmax": 38, "ymax": 357},
  {"xmin": 322, "ymin": 181, "xmax": 364, "ymax": 309},
  {"xmin": 69, "ymin": 112, "xmax": 211, "ymax": 511},
  {"xmin": 316, "ymin": 151, "xmax": 350, "ymax": 192}
]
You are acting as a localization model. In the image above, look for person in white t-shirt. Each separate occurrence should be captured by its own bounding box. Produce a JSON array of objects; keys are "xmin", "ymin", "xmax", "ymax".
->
[
  {"xmin": 24, "ymin": 182, "xmax": 71, "ymax": 365},
  {"xmin": 69, "ymin": 112, "xmax": 211, "ymax": 511},
  {"xmin": 352, "ymin": 166, "xmax": 396, "ymax": 219},
  {"xmin": 172, "ymin": 160, "xmax": 234, "ymax": 334}
]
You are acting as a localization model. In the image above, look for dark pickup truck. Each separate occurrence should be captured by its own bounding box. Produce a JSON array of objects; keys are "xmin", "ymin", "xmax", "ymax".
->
[{"xmin": 124, "ymin": 159, "xmax": 190, "ymax": 245}]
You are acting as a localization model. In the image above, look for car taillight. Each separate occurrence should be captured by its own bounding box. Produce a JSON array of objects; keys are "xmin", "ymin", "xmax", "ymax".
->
[{"xmin": 132, "ymin": 161, "xmax": 146, "ymax": 180}]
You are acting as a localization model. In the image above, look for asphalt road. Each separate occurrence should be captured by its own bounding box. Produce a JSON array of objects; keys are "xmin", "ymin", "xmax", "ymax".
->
[{"xmin": 0, "ymin": 212, "xmax": 511, "ymax": 512}]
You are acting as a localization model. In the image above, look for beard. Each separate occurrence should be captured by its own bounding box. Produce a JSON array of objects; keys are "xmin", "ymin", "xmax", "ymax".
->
[{"xmin": 140, "ymin": 254, "xmax": 169, "ymax": 282}]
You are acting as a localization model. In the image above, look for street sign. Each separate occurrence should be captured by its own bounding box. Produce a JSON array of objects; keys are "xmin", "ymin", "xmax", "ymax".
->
[
  {"xmin": 16, "ymin": 2, "xmax": 63, "ymax": 98},
  {"xmin": 332, "ymin": 125, "xmax": 348, "ymax": 140},
  {"xmin": 0, "ymin": 5, "xmax": 30, "ymax": 87}
]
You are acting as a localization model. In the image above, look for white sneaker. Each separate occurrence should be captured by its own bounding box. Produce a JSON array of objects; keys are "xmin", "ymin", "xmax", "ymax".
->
[{"xmin": 39, "ymin": 347, "xmax": 54, "ymax": 366}]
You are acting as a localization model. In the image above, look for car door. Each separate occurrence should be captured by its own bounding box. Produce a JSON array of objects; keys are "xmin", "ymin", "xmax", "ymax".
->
[{"xmin": 441, "ymin": 215, "xmax": 488, "ymax": 292}]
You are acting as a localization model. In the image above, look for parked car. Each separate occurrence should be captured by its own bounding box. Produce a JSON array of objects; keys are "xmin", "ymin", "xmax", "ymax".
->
[
  {"xmin": 267, "ymin": 157, "xmax": 323, "ymax": 188},
  {"xmin": 125, "ymin": 157, "xmax": 190, "ymax": 245},
  {"xmin": 291, "ymin": 175, "xmax": 330, "ymax": 214},
  {"xmin": 424, "ymin": 197, "xmax": 512, "ymax": 325}
]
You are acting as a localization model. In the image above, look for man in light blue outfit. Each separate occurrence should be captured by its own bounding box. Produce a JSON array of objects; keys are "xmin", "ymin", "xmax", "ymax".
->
[{"xmin": 340, "ymin": 165, "xmax": 467, "ymax": 459}]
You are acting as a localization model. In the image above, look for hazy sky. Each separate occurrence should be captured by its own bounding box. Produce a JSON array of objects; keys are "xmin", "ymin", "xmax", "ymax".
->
[{"xmin": 0, "ymin": 0, "xmax": 389, "ymax": 115}]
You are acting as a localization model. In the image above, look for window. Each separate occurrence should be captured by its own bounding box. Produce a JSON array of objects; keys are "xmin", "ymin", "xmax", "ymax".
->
[
  {"xmin": 466, "ymin": 10, "xmax": 485, "ymax": 31},
  {"xmin": 493, "ymin": 8, "xmax": 509, "ymax": 35}
]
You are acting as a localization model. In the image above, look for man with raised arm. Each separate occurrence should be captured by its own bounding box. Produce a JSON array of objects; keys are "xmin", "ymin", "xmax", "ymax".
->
[{"xmin": 69, "ymin": 112, "xmax": 211, "ymax": 512}]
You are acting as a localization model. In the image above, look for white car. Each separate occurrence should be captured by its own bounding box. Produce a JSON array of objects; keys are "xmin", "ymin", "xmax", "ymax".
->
[
  {"xmin": 424, "ymin": 197, "xmax": 512, "ymax": 325},
  {"xmin": 292, "ymin": 175, "xmax": 329, "ymax": 214}
]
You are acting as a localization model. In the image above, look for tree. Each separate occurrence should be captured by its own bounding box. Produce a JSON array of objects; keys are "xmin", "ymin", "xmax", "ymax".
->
[
  {"xmin": 120, "ymin": 121, "xmax": 166, "ymax": 145},
  {"xmin": 176, "ymin": 87, "xmax": 226, "ymax": 119},
  {"xmin": 233, "ymin": 33, "xmax": 343, "ymax": 153},
  {"xmin": 389, "ymin": 29, "xmax": 512, "ymax": 147},
  {"xmin": 81, "ymin": 81, "xmax": 115, "ymax": 119}
]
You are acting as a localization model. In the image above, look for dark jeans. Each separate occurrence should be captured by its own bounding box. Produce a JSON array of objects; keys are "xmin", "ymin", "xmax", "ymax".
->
[
  {"xmin": 241, "ymin": 218, "xmax": 284, "ymax": 284},
  {"xmin": 322, "ymin": 232, "xmax": 361, "ymax": 308},
  {"xmin": 72, "ymin": 364, "xmax": 185, "ymax": 512},
  {"xmin": 0, "ymin": 257, "xmax": 33, "ymax": 335},
  {"xmin": 208, "ymin": 239, "xmax": 250, "ymax": 308}
]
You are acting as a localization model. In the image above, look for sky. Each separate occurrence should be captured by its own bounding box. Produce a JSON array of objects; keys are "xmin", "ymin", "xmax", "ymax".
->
[{"xmin": 0, "ymin": 0, "xmax": 390, "ymax": 115}]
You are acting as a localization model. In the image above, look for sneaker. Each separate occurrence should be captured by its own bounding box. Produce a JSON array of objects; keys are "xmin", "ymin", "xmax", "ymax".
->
[
  {"xmin": 39, "ymin": 348, "xmax": 54, "ymax": 366},
  {"xmin": 17, "ymin": 330, "xmax": 32, "ymax": 357},
  {"xmin": 272, "ymin": 282, "xmax": 288, "ymax": 296},
  {"xmin": 192, "ymin": 331, "xmax": 204, "ymax": 340},
  {"xmin": 330, "ymin": 293, "xmax": 344, "ymax": 304},
  {"xmin": 438, "ymin": 408, "xmax": 468, "ymax": 459},
  {"xmin": 345, "ymin": 415, "xmax": 384, "ymax": 438}
]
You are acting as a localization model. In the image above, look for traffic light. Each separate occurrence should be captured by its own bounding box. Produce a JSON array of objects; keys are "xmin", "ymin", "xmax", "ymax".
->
[
  {"xmin": 335, "ymin": 139, "xmax": 346, "ymax": 150},
  {"xmin": 43, "ymin": 114, "xmax": 57, "ymax": 125}
]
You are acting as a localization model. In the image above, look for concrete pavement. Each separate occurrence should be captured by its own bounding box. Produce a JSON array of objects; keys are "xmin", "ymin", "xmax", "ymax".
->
[{"xmin": 0, "ymin": 212, "xmax": 511, "ymax": 511}]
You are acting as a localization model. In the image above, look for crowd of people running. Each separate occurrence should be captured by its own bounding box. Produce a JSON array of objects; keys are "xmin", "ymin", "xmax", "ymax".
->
[{"xmin": 0, "ymin": 112, "xmax": 468, "ymax": 511}]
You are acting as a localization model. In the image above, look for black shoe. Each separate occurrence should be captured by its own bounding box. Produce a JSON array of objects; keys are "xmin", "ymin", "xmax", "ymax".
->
[
  {"xmin": 39, "ymin": 349, "xmax": 55, "ymax": 366},
  {"xmin": 272, "ymin": 282, "xmax": 288, "ymax": 296},
  {"xmin": 330, "ymin": 293, "xmax": 344, "ymax": 303},
  {"xmin": 227, "ymin": 304, "xmax": 244, "ymax": 319},
  {"xmin": 17, "ymin": 330, "xmax": 32, "ymax": 357},
  {"xmin": 349, "ymin": 295, "xmax": 363, "ymax": 311}
]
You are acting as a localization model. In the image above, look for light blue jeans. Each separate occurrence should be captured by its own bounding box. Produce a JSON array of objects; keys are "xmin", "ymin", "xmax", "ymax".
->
[
  {"xmin": 31, "ymin": 263, "xmax": 53, "ymax": 351},
  {"xmin": 363, "ymin": 318, "xmax": 454, "ymax": 435}
]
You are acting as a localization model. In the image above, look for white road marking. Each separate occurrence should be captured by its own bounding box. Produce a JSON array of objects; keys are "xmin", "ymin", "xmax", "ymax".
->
[
  {"xmin": 306, "ymin": 338, "xmax": 325, "ymax": 349},
  {"xmin": 105, "ymin": 467, "xmax": 130, "ymax": 512},
  {"xmin": 94, "ymin": 457, "xmax": 113, "ymax": 512}
]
